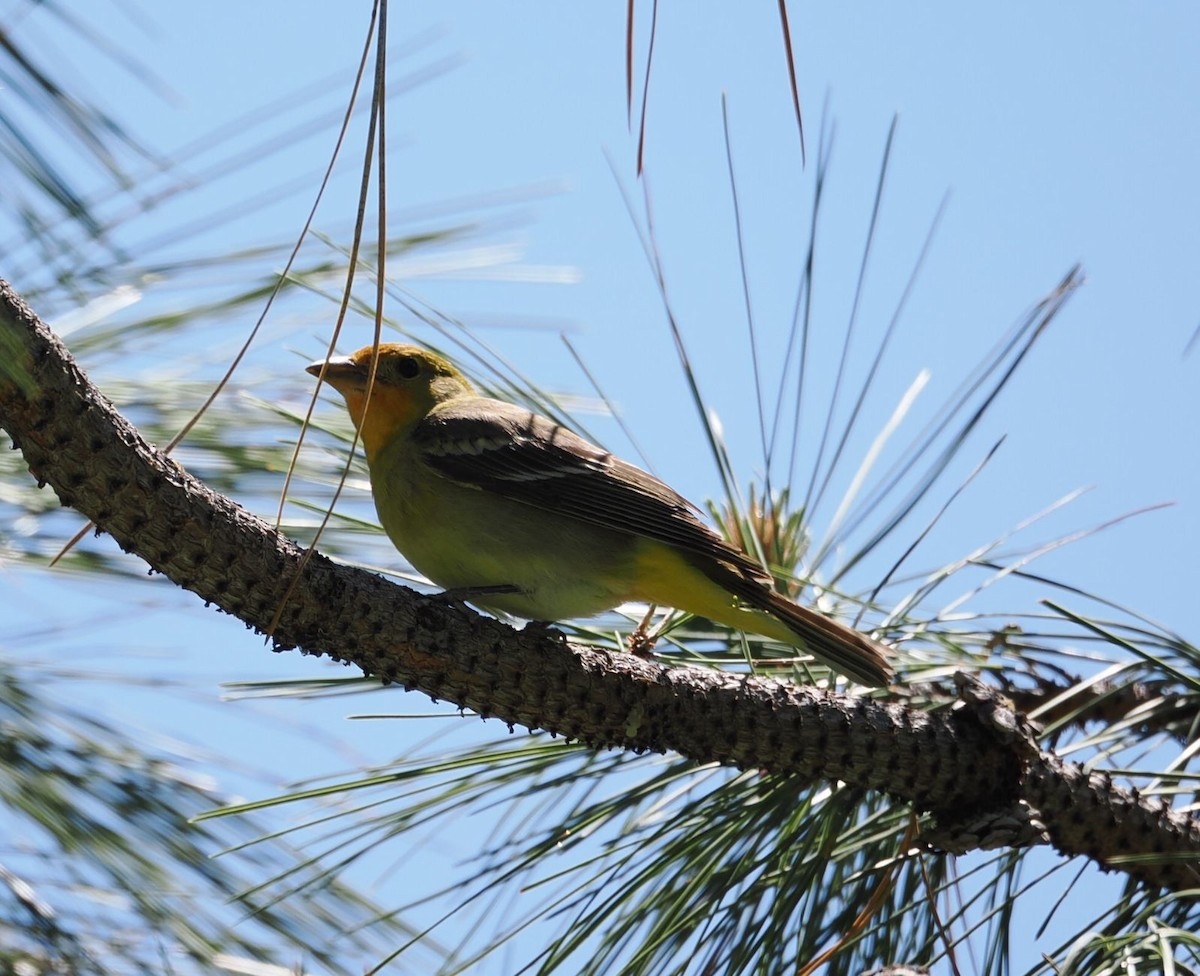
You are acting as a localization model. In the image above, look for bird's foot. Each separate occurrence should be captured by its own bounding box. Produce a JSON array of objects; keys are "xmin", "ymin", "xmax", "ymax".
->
[
  {"xmin": 626, "ymin": 604, "xmax": 661, "ymax": 658},
  {"xmin": 624, "ymin": 629, "xmax": 662, "ymax": 657},
  {"xmin": 628, "ymin": 605, "xmax": 667, "ymax": 657},
  {"xmin": 522, "ymin": 619, "xmax": 568, "ymax": 643},
  {"xmin": 626, "ymin": 628, "xmax": 659, "ymax": 658}
]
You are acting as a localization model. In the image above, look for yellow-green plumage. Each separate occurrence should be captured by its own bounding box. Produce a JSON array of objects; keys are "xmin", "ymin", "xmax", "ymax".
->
[
  {"xmin": 372, "ymin": 431, "xmax": 639, "ymax": 620},
  {"xmin": 309, "ymin": 343, "xmax": 892, "ymax": 687}
]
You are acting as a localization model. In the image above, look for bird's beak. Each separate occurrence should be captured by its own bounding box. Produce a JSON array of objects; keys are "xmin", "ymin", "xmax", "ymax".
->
[{"xmin": 306, "ymin": 356, "xmax": 363, "ymax": 389}]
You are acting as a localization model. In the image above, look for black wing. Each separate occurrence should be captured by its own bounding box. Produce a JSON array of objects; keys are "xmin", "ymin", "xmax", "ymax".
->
[
  {"xmin": 416, "ymin": 398, "xmax": 893, "ymax": 684},
  {"xmin": 413, "ymin": 398, "xmax": 772, "ymax": 585}
]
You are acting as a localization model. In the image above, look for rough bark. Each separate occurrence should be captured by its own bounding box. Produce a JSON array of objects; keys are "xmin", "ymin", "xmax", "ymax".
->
[{"xmin": 1, "ymin": 277, "xmax": 1196, "ymax": 893}]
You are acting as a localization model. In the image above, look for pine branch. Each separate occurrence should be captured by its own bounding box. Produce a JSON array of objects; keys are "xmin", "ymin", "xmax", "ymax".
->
[
  {"xmin": 1, "ymin": 276, "xmax": 1197, "ymax": 894},
  {"xmin": 1004, "ymin": 675, "xmax": 1188, "ymax": 741}
]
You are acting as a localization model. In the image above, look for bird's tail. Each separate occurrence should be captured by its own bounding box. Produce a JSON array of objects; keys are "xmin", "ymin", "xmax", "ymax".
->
[
  {"xmin": 752, "ymin": 592, "xmax": 893, "ymax": 687},
  {"xmin": 639, "ymin": 545, "xmax": 893, "ymax": 686}
]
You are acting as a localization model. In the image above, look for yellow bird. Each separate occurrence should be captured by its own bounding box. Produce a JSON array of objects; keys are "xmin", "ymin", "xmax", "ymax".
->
[{"xmin": 308, "ymin": 344, "xmax": 892, "ymax": 686}]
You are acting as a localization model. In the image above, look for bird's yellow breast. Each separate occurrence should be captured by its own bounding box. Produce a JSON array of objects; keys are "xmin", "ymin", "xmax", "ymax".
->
[{"xmin": 369, "ymin": 439, "xmax": 636, "ymax": 621}]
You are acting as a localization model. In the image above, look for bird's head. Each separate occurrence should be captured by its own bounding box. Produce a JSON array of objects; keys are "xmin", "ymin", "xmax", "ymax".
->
[{"xmin": 307, "ymin": 343, "xmax": 474, "ymax": 461}]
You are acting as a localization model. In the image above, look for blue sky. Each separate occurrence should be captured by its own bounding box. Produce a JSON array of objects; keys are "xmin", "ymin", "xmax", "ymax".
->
[
  {"xmin": 151, "ymin": 0, "xmax": 1199, "ymax": 626},
  {"xmin": 5, "ymin": 1, "xmax": 1199, "ymax": 972}
]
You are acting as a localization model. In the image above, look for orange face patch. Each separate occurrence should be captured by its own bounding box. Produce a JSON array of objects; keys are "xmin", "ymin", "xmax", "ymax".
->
[{"xmin": 336, "ymin": 382, "xmax": 418, "ymax": 463}]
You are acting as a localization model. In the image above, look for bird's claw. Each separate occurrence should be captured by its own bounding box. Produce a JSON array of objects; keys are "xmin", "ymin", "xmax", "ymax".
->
[
  {"xmin": 626, "ymin": 626, "xmax": 659, "ymax": 658},
  {"xmin": 522, "ymin": 619, "xmax": 568, "ymax": 643},
  {"xmin": 625, "ymin": 604, "xmax": 660, "ymax": 658}
]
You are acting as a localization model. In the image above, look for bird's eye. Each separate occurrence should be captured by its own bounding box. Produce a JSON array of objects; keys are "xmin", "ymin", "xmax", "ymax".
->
[{"xmin": 396, "ymin": 356, "xmax": 421, "ymax": 380}]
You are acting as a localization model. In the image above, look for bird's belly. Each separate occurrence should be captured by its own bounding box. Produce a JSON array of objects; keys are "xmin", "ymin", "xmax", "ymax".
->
[{"xmin": 373, "ymin": 472, "xmax": 634, "ymax": 621}]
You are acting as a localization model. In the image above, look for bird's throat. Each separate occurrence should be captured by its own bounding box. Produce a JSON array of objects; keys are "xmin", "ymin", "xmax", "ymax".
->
[{"xmin": 341, "ymin": 385, "xmax": 418, "ymax": 464}]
